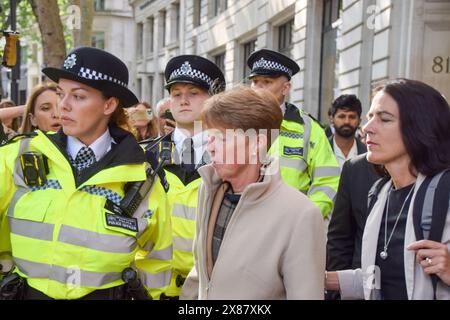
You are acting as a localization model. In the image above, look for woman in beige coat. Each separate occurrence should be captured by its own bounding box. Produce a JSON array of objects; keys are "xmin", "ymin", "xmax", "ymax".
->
[{"xmin": 181, "ymin": 86, "xmax": 326, "ymax": 300}]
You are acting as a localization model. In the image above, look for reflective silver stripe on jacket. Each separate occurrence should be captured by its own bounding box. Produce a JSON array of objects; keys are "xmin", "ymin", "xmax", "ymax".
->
[
  {"xmin": 312, "ymin": 166, "xmax": 341, "ymax": 179},
  {"xmin": 300, "ymin": 112, "xmax": 312, "ymax": 161},
  {"xmin": 139, "ymin": 269, "xmax": 172, "ymax": 288},
  {"xmin": 147, "ymin": 246, "xmax": 172, "ymax": 261},
  {"xmin": 58, "ymin": 224, "xmax": 138, "ymax": 254},
  {"xmin": 14, "ymin": 257, "xmax": 122, "ymax": 287},
  {"xmin": 8, "ymin": 138, "xmax": 35, "ymax": 218},
  {"xmin": 173, "ymin": 236, "xmax": 193, "ymax": 252},
  {"xmin": 9, "ymin": 218, "xmax": 54, "ymax": 241},
  {"xmin": 308, "ymin": 185, "xmax": 337, "ymax": 200},
  {"xmin": 279, "ymin": 157, "xmax": 307, "ymax": 172},
  {"xmin": 172, "ymin": 204, "xmax": 196, "ymax": 221}
]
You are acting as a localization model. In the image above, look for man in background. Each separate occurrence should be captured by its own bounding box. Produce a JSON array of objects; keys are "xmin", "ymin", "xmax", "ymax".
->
[{"xmin": 328, "ymin": 94, "xmax": 366, "ymax": 169}]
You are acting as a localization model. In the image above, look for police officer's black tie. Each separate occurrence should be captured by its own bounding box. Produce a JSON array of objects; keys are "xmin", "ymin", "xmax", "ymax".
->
[
  {"xmin": 73, "ymin": 146, "xmax": 96, "ymax": 171},
  {"xmin": 181, "ymin": 138, "xmax": 195, "ymax": 173}
]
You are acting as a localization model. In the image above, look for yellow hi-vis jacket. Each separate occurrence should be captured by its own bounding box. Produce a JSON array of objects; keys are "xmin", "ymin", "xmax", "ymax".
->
[
  {"xmin": 164, "ymin": 170, "xmax": 201, "ymax": 297},
  {"xmin": 0, "ymin": 128, "xmax": 172, "ymax": 299},
  {"xmin": 269, "ymin": 102, "xmax": 340, "ymax": 218},
  {"xmin": 147, "ymin": 133, "xmax": 204, "ymax": 297}
]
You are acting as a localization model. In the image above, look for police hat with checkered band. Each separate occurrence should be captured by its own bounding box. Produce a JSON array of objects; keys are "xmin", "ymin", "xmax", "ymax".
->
[
  {"xmin": 247, "ymin": 49, "xmax": 300, "ymax": 80},
  {"xmin": 42, "ymin": 46, "xmax": 138, "ymax": 108},
  {"xmin": 165, "ymin": 55, "xmax": 225, "ymax": 94}
]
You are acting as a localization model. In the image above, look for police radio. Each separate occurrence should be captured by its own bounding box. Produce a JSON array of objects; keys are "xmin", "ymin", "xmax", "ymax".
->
[
  {"xmin": 0, "ymin": 123, "xmax": 8, "ymax": 146},
  {"xmin": 19, "ymin": 152, "xmax": 49, "ymax": 187},
  {"xmin": 119, "ymin": 138, "xmax": 172, "ymax": 217}
]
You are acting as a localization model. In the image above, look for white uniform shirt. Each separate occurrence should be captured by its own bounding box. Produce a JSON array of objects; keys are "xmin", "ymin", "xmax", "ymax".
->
[
  {"xmin": 67, "ymin": 129, "xmax": 115, "ymax": 162},
  {"xmin": 333, "ymin": 137, "xmax": 358, "ymax": 169},
  {"xmin": 173, "ymin": 127, "xmax": 208, "ymax": 166}
]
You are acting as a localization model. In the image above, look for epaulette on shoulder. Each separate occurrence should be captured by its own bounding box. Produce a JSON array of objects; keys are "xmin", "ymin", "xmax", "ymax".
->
[
  {"xmin": 0, "ymin": 132, "xmax": 38, "ymax": 147},
  {"xmin": 140, "ymin": 134, "xmax": 172, "ymax": 152},
  {"xmin": 301, "ymin": 111, "xmax": 326, "ymax": 129}
]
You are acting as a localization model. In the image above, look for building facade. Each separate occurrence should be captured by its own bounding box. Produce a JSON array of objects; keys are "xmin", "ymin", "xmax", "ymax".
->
[
  {"xmin": 91, "ymin": 0, "xmax": 136, "ymax": 84},
  {"xmin": 23, "ymin": 0, "xmax": 136, "ymax": 100},
  {"xmin": 131, "ymin": 0, "xmax": 450, "ymax": 123}
]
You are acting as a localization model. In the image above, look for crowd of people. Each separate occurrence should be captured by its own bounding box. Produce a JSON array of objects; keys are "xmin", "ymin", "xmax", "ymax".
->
[{"xmin": 0, "ymin": 46, "xmax": 449, "ymax": 300}]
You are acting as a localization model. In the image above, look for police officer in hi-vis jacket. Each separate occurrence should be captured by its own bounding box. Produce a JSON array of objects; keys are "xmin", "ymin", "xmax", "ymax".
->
[
  {"xmin": 0, "ymin": 47, "xmax": 172, "ymax": 300},
  {"xmin": 247, "ymin": 49, "xmax": 340, "ymax": 218}
]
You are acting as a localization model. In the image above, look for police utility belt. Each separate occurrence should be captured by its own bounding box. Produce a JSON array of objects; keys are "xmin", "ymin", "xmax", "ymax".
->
[{"xmin": 0, "ymin": 268, "xmax": 150, "ymax": 300}]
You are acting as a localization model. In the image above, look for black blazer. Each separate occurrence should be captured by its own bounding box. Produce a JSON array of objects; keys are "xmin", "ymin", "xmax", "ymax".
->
[
  {"xmin": 328, "ymin": 135, "xmax": 367, "ymax": 155},
  {"xmin": 326, "ymin": 153, "xmax": 379, "ymax": 271}
]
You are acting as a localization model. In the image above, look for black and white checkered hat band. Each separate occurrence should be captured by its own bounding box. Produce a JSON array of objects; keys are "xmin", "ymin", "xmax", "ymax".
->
[
  {"xmin": 252, "ymin": 57, "xmax": 292, "ymax": 77},
  {"xmin": 77, "ymin": 67, "xmax": 127, "ymax": 88},
  {"xmin": 169, "ymin": 62, "xmax": 213, "ymax": 88}
]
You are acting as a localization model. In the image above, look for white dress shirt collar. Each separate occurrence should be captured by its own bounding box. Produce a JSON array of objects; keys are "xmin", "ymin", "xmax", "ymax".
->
[
  {"xmin": 280, "ymin": 102, "xmax": 286, "ymax": 115},
  {"xmin": 67, "ymin": 129, "xmax": 115, "ymax": 162},
  {"xmin": 173, "ymin": 127, "xmax": 208, "ymax": 165},
  {"xmin": 333, "ymin": 136, "xmax": 358, "ymax": 169}
]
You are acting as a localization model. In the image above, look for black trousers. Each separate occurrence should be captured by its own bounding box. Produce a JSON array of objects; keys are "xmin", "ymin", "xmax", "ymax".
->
[{"xmin": 23, "ymin": 283, "xmax": 128, "ymax": 300}]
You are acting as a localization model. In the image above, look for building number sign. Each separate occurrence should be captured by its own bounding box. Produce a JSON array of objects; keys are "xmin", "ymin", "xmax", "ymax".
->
[{"xmin": 432, "ymin": 56, "xmax": 450, "ymax": 74}]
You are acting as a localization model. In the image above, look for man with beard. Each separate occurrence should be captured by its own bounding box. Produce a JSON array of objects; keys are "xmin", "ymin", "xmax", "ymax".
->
[{"xmin": 328, "ymin": 95, "xmax": 366, "ymax": 169}]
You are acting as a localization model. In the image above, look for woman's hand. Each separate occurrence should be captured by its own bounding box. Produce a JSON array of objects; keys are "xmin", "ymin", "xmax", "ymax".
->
[
  {"xmin": 163, "ymin": 119, "xmax": 176, "ymax": 135},
  {"xmin": 325, "ymin": 271, "xmax": 340, "ymax": 291},
  {"xmin": 408, "ymin": 240, "xmax": 450, "ymax": 285}
]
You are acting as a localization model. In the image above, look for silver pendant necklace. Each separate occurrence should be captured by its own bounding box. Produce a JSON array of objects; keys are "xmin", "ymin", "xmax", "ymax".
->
[{"xmin": 380, "ymin": 183, "xmax": 415, "ymax": 260}]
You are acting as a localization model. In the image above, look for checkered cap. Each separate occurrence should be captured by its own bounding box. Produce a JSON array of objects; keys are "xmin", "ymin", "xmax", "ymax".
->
[
  {"xmin": 42, "ymin": 46, "xmax": 139, "ymax": 107},
  {"xmin": 165, "ymin": 55, "xmax": 225, "ymax": 92},
  {"xmin": 252, "ymin": 57, "xmax": 293, "ymax": 78},
  {"xmin": 247, "ymin": 49, "xmax": 300, "ymax": 80},
  {"xmin": 168, "ymin": 62, "xmax": 214, "ymax": 88},
  {"xmin": 78, "ymin": 67, "xmax": 127, "ymax": 88}
]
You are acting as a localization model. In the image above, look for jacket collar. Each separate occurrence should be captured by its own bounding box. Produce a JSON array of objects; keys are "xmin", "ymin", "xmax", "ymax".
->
[
  {"xmin": 283, "ymin": 102, "xmax": 304, "ymax": 124},
  {"xmin": 46, "ymin": 124, "xmax": 145, "ymax": 186}
]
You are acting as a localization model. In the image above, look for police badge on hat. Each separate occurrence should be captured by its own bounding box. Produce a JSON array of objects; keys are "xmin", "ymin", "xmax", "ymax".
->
[
  {"xmin": 164, "ymin": 55, "xmax": 225, "ymax": 94},
  {"xmin": 43, "ymin": 47, "xmax": 138, "ymax": 108}
]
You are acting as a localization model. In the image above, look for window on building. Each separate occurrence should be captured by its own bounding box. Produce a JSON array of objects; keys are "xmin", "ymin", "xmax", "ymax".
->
[
  {"xmin": 94, "ymin": 0, "xmax": 105, "ymax": 11},
  {"xmin": 147, "ymin": 75, "xmax": 154, "ymax": 102},
  {"xmin": 278, "ymin": 19, "xmax": 294, "ymax": 57},
  {"xmin": 91, "ymin": 31, "xmax": 105, "ymax": 50},
  {"xmin": 31, "ymin": 43, "xmax": 38, "ymax": 63},
  {"xmin": 147, "ymin": 17, "xmax": 154, "ymax": 53},
  {"xmin": 137, "ymin": 78, "xmax": 142, "ymax": 100},
  {"xmin": 160, "ymin": 73, "xmax": 165, "ymax": 98},
  {"xmin": 175, "ymin": 3, "xmax": 180, "ymax": 41},
  {"xmin": 20, "ymin": 46, "xmax": 27, "ymax": 65},
  {"xmin": 137, "ymin": 23, "xmax": 144, "ymax": 58},
  {"xmin": 213, "ymin": 0, "xmax": 227, "ymax": 17},
  {"xmin": 193, "ymin": 0, "xmax": 202, "ymax": 27},
  {"xmin": 214, "ymin": 52, "xmax": 226, "ymax": 74},
  {"xmin": 19, "ymin": 90, "xmax": 27, "ymax": 105},
  {"xmin": 318, "ymin": 0, "xmax": 342, "ymax": 122},
  {"xmin": 161, "ymin": 10, "xmax": 167, "ymax": 47},
  {"xmin": 242, "ymin": 39, "xmax": 256, "ymax": 80}
]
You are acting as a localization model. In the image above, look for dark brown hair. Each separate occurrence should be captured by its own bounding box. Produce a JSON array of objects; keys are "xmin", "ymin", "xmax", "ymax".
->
[{"xmin": 372, "ymin": 79, "xmax": 450, "ymax": 177}]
